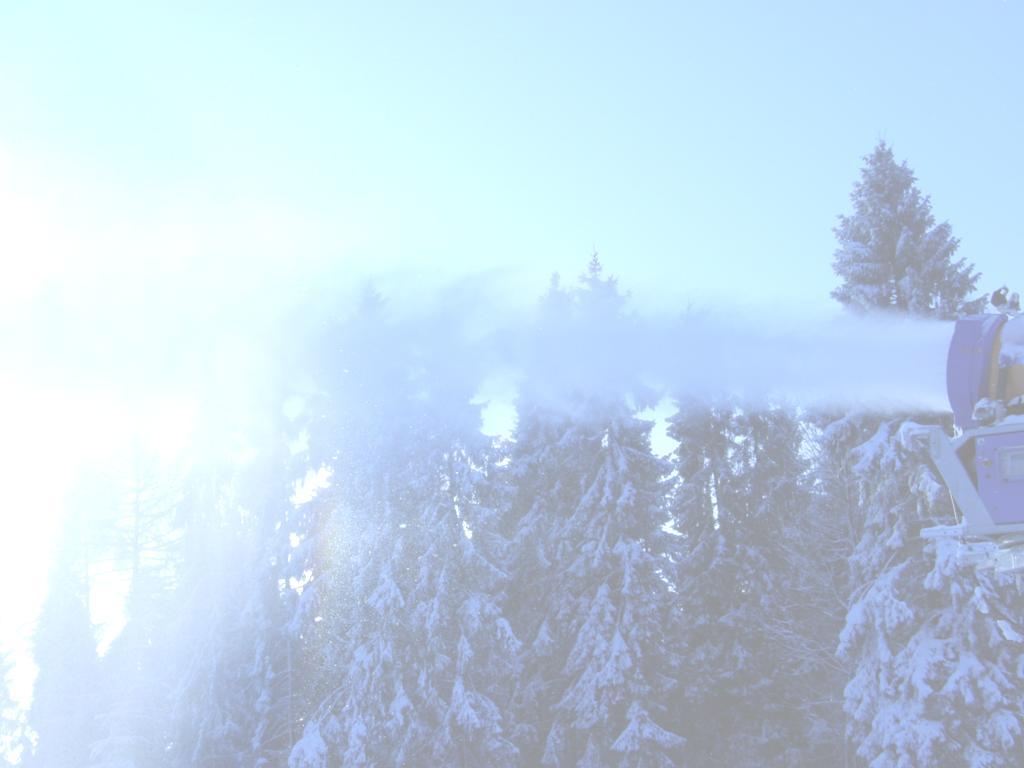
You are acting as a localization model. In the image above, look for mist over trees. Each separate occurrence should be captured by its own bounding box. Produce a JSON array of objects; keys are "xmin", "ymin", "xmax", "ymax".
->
[{"xmin": 10, "ymin": 141, "xmax": 1023, "ymax": 767}]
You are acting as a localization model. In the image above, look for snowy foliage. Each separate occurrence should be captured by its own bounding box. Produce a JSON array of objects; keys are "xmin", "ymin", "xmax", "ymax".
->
[
  {"xmin": 824, "ymin": 142, "xmax": 1024, "ymax": 764},
  {"xmin": 669, "ymin": 401, "xmax": 817, "ymax": 765},
  {"xmin": 287, "ymin": 292, "xmax": 519, "ymax": 767},
  {"xmin": 26, "ymin": 562, "xmax": 97, "ymax": 768},
  {"xmin": 505, "ymin": 262, "xmax": 682, "ymax": 766},
  {"xmin": 832, "ymin": 142, "xmax": 979, "ymax": 318},
  {"xmin": 0, "ymin": 655, "xmax": 23, "ymax": 766},
  {"xmin": 838, "ymin": 420, "xmax": 1024, "ymax": 767}
]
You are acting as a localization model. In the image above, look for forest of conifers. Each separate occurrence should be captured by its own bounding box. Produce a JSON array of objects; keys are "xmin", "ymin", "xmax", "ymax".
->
[{"xmin": 3, "ymin": 143, "xmax": 1023, "ymax": 768}]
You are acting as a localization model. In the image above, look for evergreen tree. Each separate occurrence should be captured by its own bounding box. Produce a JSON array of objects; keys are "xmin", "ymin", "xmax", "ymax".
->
[
  {"xmin": 831, "ymin": 141, "xmax": 979, "ymax": 318},
  {"xmin": 837, "ymin": 421, "xmax": 1024, "ymax": 767},
  {"xmin": 162, "ymin": 485, "xmax": 254, "ymax": 767},
  {"xmin": 89, "ymin": 575, "xmax": 175, "ymax": 768},
  {"xmin": 795, "ymin": 410, "xmax": 886, "ymax": 765},
  {"xmin": 289, "ymin": 291, "xmax": 519, "ymax": 767},
  {"xmin": 668, "ymin": 400, "xmax": 813, "ymax": 765},
  {"xmin": 505, "ymin": 260, "xmax": 682, "ymax": 766},
  {"xmin": 0, "ymin": 653, "xmax": 24, "ymax": 766},
  {"xmin": 163, "ymin": 392, "xmax": 304, "ymax": 768},
  {"xmin": 825, "ymin": 140, "xmax": 1023, "ymax": 765},
  {"xmin": 26, "ymin": 554, "xmax": 98, "ymax": 767},
  {"xmin": 88, "ymin": 451, "xmax": 184, "ymax": 768}
]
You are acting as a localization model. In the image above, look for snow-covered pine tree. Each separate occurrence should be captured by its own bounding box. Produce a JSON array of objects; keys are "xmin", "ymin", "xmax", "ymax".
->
[
  {"xmin": 733, "ymin": 406, "xmax": 833, "ymax": 765},
  {"xmin": 667, "ymin": 400, "xmax": 813, "ymax": 765},
  {"xmin": 289, "ymin": 291, "xmax": 519, "ymax": 767},
  {"xmin": 285, "ymin": 286, "xmax": 414, "ymax": 767},
  {"xmin": 0, "ymin": 653, "xmax": 24, "ymax": 766},
  {"xmin": 89, "ymin": 573, "xmax": 176, "ymax": 768},
  {"xmin": 824, "ymin": 142, "xmax": 1024, "ymax": 765},
  {"xmin": 505, "ymin": 259, "xmax": 682, "ymax": 767},
  {"xmin": 227, "ymin": 397, "xmax": 313, "ymax": 767},
  {"xmin": 160, "ymin": 359, "xmax": 305, "ymax": 767},
  {"xmin": 25, "ymin": 541, "xmax": 99, "ymax": 768},
  {"xmin": 831, "ymin": 141, "xmax": 979, "ymax": 319},
  {"xmin": 837, "ymin": 421, "xmax": 1024, "ymax": 766},
  {"xmin": 791, "ymin": 409, "xmax": 887, "ymax": 764},
  {"xmin": 162, "ymin": 474, "xmax": 262, "ymax": 767},
  {"xmin": 88, "ymin": 451, "xmax": 185, "ymax": 768}
]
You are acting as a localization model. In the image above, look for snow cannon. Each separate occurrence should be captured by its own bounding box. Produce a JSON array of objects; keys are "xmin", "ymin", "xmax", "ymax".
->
[
  {"xmin": 922, "ymin": 313, "xmax": 1024, "ymax": 571},
  {"xmin": 947, "ymin": 313, "xmax": 1024, "ymax": 430}
]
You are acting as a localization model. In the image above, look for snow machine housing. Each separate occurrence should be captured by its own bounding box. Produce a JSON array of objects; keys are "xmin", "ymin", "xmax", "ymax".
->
[{"xmin": 922, "ymin": 313, "xmax": 1024, "ymax": 571}]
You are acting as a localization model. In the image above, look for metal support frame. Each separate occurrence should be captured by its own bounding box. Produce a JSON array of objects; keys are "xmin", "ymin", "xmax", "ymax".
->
[{"xmin": 921, "ymin": 425, "xmax": 1024, "ymax": 538}]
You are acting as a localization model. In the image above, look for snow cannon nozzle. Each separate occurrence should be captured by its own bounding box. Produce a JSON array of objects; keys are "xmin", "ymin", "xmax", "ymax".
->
[
  {"xmin": 924, "ymin": 314, "xmax": 1024, "ymax": 561},
  {"xmin": 946, "ymin": 313, "xmax": 1024, "ymax": 430}
]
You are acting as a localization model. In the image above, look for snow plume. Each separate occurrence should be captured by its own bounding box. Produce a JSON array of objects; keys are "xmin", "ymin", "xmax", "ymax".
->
[
  {"xmin": 5, "ymin": 255, "xmax": 954, "ymax": 449},
  {"xmin": 1, "ymin": 265, "xmax": 955, "ymax": 552},
  {"xmin": 360, "ymin": 273, "xmax": 954, "ymax": 423},
  {"xmin": 245, "ymin": 274, "xmax": 958, "ymax": 437},
  {"xmin": 480, "ymin": 302, "xmax": 952, "ymax": 416},
  {"xmin": 634, "ymin": 309, "xmax": 950, "ymax": 411}
]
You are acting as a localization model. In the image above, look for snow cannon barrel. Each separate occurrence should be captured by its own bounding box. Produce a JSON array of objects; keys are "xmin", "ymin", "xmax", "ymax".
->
[
  {"xmin": 931, "ymin": 312, "xmax": 1024, "ymax": 540},
  {"xmin": 947, "ymin": 313, "xmax": 1024, "ymax": 430}
]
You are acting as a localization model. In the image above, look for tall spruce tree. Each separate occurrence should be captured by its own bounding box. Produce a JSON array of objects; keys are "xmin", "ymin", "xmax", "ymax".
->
[
  {"xmin": 0, "ymin": 653, "xmax": 23, "ymax": 766},
  {"xmin": 26, "ymin": 553, "xmax": 98, "ymax": 767},
  {"xmin": 289, "ymin": 290, "xmax": 518, "ymax": 767},
  {"xmin": 162, "ymin": 475, "xmax": 259, "ymax": 767},
  {"xmin": 837, "ymin": 422, "xmax": 1024, "ymax": 766},
  {"xmin": 89, "ymin": 577, "xmax": 177, "ymax": 768},
  {"xmin": 797, "ymin": 410, "xmax": 886, "ymax": 765},
  {"xmin": 89, "ymin": 453, "xmax": 184, "ymax": 768},
  {"xmin": 162, "ymin": 379, "xmax": 305, "ymax": 768},
  {"xmin": 828, "ymin": 143, "xmax": 1024, "ymax": 765},
  {"xmin": 505, "ymin": 260, "xmax": 682, "ymax": 766},
  {"xmin": 831, "ymin": 141, "xmax": 979, "ymax": 318},
  {"xmin": 668, "ymin": 400, "xmax": 814, "ymax": 765}
]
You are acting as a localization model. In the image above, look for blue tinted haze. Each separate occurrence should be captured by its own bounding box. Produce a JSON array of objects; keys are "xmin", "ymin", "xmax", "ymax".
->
[{"xmin": 0, "ymin": 0, "xmax": 1022, "ymax": 702}]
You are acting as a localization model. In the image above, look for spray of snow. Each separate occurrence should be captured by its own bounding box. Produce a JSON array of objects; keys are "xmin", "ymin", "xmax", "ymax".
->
[{"xmin": 499, "ymin": 307, "xmax": 951, "ymax": 412}]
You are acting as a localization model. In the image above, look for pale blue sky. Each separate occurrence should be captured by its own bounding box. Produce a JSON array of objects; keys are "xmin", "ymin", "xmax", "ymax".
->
[{"xmin": 2, "ymin": 1, "xmax": 1022, "ymax": 312}]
